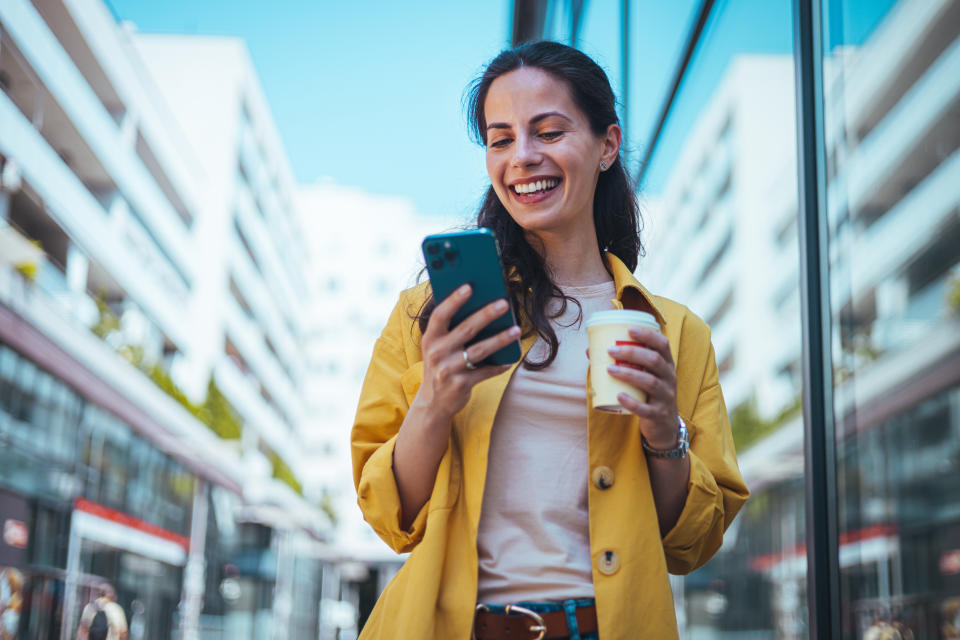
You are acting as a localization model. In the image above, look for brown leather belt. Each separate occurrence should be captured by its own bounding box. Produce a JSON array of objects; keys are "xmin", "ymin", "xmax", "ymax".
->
[{"xmin": 473, "ymin": 603, "xmax": 599, "ymax": 640}]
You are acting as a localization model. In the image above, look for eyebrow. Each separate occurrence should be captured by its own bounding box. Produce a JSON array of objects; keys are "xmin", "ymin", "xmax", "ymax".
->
[{"xmin": 486, "ymin": 111, "xmax": 574, "ymax": 130}]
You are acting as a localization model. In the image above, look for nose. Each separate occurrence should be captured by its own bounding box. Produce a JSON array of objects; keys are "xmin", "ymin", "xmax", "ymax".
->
[{"xmin": 511, "ymin": 133, "xmax": 541, "ymax": 167}]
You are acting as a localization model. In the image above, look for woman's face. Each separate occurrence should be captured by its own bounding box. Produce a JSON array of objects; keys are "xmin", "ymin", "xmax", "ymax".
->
[{"xmin": 484, "ymin": 67, "xmax": 620, "ymax": 239}]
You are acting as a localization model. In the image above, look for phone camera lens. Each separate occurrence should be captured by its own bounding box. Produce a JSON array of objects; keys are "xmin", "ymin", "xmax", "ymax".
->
[
  {"xmin": 426, "ymin": 243, "xmax": 440, "ymax": 255},
  {"xmin": 430, "ymin": 258, "xmax": 444, "ymax": 270},
  {"xmin": 443, "ymin": 250, "xmax": 458, "ymax": 263}
]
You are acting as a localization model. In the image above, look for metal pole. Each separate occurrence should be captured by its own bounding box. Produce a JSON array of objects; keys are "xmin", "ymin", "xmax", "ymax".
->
[
  {"xmin": 634, "ymin": 0, "xmax": 715, "ymax": 186},
  {"xmin": 60, "ymin": 514, "xmax": 83, "ymax": 640},
  {"xmin": 792, "ymin": 0, "xmax": 841, "ymax": 637},
  {"xmin": 179, "ymin": 480, "xmax": 209, "ymax": 640},
  {"xmin": 620, "ymin": 0, "xmax": 629, "ymax": 163}
]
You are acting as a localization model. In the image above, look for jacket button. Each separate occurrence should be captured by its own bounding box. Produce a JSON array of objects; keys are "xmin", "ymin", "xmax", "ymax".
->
[
  {"xmin": 592, "ymin": 466, "xmax": 614, "ymax": 490},
  {"xmin": 597, "ymin": 550, "xmax": 620, "ymax": 575}
]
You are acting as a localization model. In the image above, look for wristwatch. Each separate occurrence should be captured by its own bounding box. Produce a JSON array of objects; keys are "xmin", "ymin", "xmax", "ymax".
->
[{"xmin": 642, "ymin": 417, "xmax": 689, "ymax": 460}]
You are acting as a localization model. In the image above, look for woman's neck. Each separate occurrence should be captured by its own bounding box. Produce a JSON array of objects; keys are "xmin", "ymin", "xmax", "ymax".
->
[{"xmin": 528, "ymin": 228, "xmax": 612, "ymax": 286}]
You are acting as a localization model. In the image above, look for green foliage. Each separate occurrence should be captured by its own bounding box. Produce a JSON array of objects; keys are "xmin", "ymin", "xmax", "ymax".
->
[
  {"xmin": 146, "ymin": 368, "xmax": 243, "ymax": 440},
  {"xmin": 89, "ymin": 292, "xmax": 244, "ymax": 440},
  {"xmin": 272, "ymin": 453, "xmax": 303, "ymax": 495},
  {"xmin": 91, "ymin": 294, "xmax": 120, "ymax": 339},
  {"xmin": 202, "ymin": 377, "xmax": 243, "ymax": 440},
  {"xmin": 147, "ymin": 363, "xmax": 203, "ymax": 419},
  {"xmin": 948, "ymin": 276, "xmax": 960, "ymax": 315},
  {"xmin": 14, "ymin": 261, "xmax": 38, "ymax": 284},
  {"xmin": 730, "ymin": 394, "xmax": 802, "ymax": 452},
  {"xmin": 320, "ymin": 490, "xmax": 338, "ymax": 526}
]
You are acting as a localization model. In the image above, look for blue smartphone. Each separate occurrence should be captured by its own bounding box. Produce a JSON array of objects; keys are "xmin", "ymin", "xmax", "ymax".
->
[{"xmin": 421, "ymin": 229, "xmax": 522, "ymax": 366}]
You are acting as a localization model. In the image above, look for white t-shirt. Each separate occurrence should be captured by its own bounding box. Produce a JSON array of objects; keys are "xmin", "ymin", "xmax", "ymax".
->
[{"xmin": 477, "ymin": 280, "xmax": 616, "ymax": 603}]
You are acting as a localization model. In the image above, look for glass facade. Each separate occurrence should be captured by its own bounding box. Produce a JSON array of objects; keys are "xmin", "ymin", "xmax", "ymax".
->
[
  {"xmin": 822, "ymin": 0, "xmax": 960, "ymax": 637},
  {"xmin": 520, "ymin": 0, "xmax": 960, "ymax": 637},
  {"xmin": 0, "ymin": 341, "xmax": 195, "ymax": 639}
]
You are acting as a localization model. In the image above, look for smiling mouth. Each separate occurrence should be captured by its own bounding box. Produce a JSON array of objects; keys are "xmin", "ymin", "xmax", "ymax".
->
[{"xmin": 510, "ymin": 178, "xmax": 561, "ymax": 196}]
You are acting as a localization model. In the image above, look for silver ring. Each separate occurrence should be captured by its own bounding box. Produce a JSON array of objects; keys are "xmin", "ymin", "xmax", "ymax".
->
[{"xmin": 462, "ymin": 350, "xmax": 478, "ymax": 371}]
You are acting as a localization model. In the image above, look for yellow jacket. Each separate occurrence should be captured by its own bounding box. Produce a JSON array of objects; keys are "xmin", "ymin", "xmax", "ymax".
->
[{"xmin": 351, "ymin": 253, "xmax": 749, "ymax": 639}]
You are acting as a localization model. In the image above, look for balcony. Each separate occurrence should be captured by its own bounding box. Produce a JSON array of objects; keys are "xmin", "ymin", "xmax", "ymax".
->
[
  {"xmin": 0, "ymin": 92, "xmax": 191, "ymax": 349},
  {"xmin": 828, "ymin": 33, "xmax": 960, "ymax": 224},
  {"xmin": 0, "ymin": 0, "xmax": 195, "ymax": 279}
]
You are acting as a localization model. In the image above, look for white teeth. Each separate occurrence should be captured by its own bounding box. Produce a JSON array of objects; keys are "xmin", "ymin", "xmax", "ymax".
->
[{"xmin": 514, "ymin": 179, "xmax": 558, "ymax": 195}]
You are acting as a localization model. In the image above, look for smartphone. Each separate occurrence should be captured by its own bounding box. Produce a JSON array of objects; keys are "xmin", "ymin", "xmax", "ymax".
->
[{"xmin": 421, "ymin": 229, "xmax": 522, "ymax": 366}]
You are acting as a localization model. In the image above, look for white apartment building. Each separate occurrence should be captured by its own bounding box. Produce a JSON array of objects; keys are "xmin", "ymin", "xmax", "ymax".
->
[
  {"xmin": 298, "ymin": 183, "xmax": 439, "ymax": 535},
  {"xmin": 131, "ymin": 32, "xmax": 314, "ymax": 510},
  {"xmin": 640, "ymin": 54, "xmax": 799, "ymax": 420},
  {"xmin": 643, "ymin": 0, "xmax": 960, "ymax": 466},
  {"xmin": 297, "ymin": 181, "xmax": 438, "ymax": 636},
  {"xmin": 0, "ymin": 0, "xmax": 328, "ymax": 637}
]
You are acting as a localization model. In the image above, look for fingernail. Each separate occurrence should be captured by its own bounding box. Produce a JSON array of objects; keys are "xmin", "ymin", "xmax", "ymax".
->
[
  {"xmin": 608, "ymin": 364, "xmax": 621, "ymax": 374},
  {"xmin": 509, "ymin": 326, "xmax": 521, "ymax": 337},
  {"xmin": 607, "ymin": 346, "xmax": 620, "ymax": 355},
  {"xmin": 495, "ymin": 299, "xmax": 508, "ymax": 311},
  {"xmin": 459, "ymin": 285, "xmax": 471, "ymax": 296}
]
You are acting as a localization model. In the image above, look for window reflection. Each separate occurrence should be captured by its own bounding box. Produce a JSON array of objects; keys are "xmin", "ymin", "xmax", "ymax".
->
[
  {"xmin": 823, "ymin": 0, "xmax": 960, "ymax": 637},
  {"xmin": 626, "ymin": 0, "xmax": 804, "ymax": 634}
]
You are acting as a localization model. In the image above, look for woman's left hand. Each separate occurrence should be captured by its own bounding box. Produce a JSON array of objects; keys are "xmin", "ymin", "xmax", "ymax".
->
[{"xmin": 606, "ymin": 326, "xmax": 679, "ymax": 449}]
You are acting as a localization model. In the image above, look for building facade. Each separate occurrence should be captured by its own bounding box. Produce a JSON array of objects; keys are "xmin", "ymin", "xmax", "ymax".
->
[
  {"xmin": 514, "ymin": 0, "xmax": 960, "ymax": 637},
  {"xmin": 0, "ymin": 0, "xmax": 329, "ymax": 638},
  {"xmin": 297, "ymin": 181, "xmax": 438, "ymax": 636}
]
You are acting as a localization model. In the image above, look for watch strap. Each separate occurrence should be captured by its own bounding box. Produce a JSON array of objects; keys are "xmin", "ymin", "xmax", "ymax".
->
[{"xmin": 642, "ymin": 417, "xmax": 689, "ymax": 459}]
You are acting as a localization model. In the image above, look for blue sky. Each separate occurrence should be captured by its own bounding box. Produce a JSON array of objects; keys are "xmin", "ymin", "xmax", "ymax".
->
[
  {"xmin": 109, "ymin": 0, "xmax": 512, "ymax": 220},
  {"xmin": 108, "ymin": 0, "xmax": 897, "ymax": 214}
]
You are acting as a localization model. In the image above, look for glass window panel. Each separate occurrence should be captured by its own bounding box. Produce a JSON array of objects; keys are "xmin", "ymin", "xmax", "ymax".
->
[
  {"xmin": 821, "ymin": 1, "xmax": 960, "ymax": 637},
  {"xmin": 636, "ymin": 0, "xmax": 805, "ymax": 636}
]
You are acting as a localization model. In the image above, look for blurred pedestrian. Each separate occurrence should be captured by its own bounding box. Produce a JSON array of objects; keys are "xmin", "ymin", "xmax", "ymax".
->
[
  {"xmin": 76, "ymin": 583, "xmax": 127, "ymax": 640},
  {"xmin": 0, "ymin": 568, "xmax": 23, "ymax": 640},
  {"xmin": 351, "ymin": 41, "xmax": 748, "ymax": 639}
]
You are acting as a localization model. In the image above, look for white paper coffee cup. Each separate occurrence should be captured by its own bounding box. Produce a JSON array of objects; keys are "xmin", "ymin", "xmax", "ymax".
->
[{"xmin": 586, "ymin": 309, "xmax": 661, "ymax": 413}]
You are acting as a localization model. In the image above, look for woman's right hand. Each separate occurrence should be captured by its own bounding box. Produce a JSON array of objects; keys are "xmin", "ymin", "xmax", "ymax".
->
[{"xmin": 414, "ymin": 284, "xmax": 521, "ymax": 423}]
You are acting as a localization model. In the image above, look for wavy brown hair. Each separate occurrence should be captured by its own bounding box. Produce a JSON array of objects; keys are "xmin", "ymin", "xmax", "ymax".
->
[{"xmin": 417, "ymin": 41, "xmax": 644, "ymax": 369}]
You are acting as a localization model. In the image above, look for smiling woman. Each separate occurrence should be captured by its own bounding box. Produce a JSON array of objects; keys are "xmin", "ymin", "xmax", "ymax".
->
[{"xmin": 350, "ymin": 41, "xmax": 748, "ymax": 640}]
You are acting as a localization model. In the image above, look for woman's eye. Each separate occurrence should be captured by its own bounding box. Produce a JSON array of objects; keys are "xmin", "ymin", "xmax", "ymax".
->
[
  {"xmin": 540, "ymin": 131, "xmax": 563, "ymax": 140},
  {"xmin": 489, "ymin": 138, "xmax": 512, "ymax": 148}
]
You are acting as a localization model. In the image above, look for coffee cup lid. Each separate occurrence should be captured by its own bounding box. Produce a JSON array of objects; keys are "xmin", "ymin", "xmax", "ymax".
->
[{"xmin": 585, "ymin": 309, "xmax": 660, "ymax": 330}]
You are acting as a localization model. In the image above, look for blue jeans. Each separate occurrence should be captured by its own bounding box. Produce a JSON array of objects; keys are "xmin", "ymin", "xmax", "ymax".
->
[{"xmin": 477, "ymin": 598, "xmax": 599, "ymax": 640}]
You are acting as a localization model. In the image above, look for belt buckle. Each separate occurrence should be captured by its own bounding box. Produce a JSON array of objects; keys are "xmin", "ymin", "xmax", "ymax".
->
[
  {"xmin": 505, "ymin": 604, "xmax": 547, "ymax": 640},
  {"xmin": 473, "ymin": 603, "xmax": 547, "ymax": 640}
]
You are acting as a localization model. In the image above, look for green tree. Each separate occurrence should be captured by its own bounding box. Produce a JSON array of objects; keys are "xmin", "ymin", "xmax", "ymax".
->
[{"xmin": 729, "ymin": 394, "xmax": 802, "ymax": 452}]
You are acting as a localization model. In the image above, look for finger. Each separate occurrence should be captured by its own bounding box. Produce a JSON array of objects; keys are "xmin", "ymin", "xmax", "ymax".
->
[
  {"xmin": 464, "ymin": 325, "xmax": 522, "ymax": 364},
  {"xmin": 607, "ymin": 365, "xmax": 674, "ymax": 403},
  {"xmin": 607, "ymin": 344, "xmax": 674, "ymax": 382},
  {"xmin": 627, "ymin": 327, "xmax": 673, "ymax": 366},
  {"xmin": 445, "ymin": 297, "xmax": 511, "ymax": 349},
  {"xmin": 426, "ymin": 284, "xmax": 472, "ymax": 337},
  {"xmin": 616, "ymin": 391, "xmax": 655, "ymax": 417}
]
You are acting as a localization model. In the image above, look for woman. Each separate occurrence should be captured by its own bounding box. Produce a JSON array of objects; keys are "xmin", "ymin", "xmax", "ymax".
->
[{"xmin": 351, "ymin": 41, "xmax": 748, "ymax": 639}]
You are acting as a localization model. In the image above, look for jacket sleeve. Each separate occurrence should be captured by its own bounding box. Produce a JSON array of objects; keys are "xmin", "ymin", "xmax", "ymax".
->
[
  {"xmin": 661, "ymin": 326, "xmax": 749, "ymax": 575},
  {"xmin": 351, "ymin": 292, "xmax": 430, "ymax": 554}
]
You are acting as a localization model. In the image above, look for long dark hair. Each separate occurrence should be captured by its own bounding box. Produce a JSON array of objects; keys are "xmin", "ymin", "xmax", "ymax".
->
[{"xmin": 418, "ymin": 41, "xmax": 643, "ymax": 369}]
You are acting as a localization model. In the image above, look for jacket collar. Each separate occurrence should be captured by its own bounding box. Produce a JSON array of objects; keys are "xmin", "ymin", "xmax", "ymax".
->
[
  {"xmin": 603, "ymin": 252, "xmax": 666, "ymax": 326},
  {"xmin": 506, "ymin": 251, "xmax": 666, "ymax": 327}
]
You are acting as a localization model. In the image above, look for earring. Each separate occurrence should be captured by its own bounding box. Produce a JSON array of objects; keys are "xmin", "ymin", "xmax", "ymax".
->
[{"xmin": 600, "ymin": 161, "xmax": 607, "ymax": 171}]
